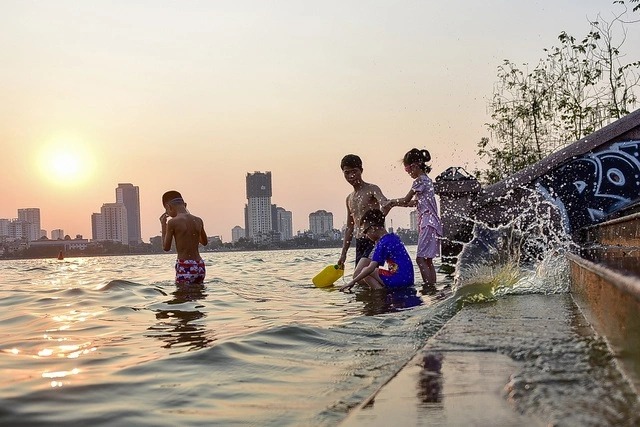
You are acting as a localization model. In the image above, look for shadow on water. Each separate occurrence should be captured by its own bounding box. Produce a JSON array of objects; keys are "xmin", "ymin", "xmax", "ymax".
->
[{"xmin": 145, "ymin": 283, "xmax": 216, "ymax": 352}]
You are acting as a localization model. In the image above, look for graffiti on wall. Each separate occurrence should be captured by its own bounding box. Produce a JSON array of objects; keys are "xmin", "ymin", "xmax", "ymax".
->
[{"xmin": 536, "ymin": 140, "xmax": 640, "ymax": 232}]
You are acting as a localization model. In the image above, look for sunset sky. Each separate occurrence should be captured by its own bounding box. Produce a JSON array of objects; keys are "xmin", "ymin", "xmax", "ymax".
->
[{"xmin": 1, "ymin": 1, "xmax": 639, "ymax": 242}]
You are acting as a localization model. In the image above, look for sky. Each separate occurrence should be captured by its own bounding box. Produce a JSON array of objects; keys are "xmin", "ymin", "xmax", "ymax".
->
[{"xmin": 1, "ymin": 0, "xmax": 639, "ymax": 242}]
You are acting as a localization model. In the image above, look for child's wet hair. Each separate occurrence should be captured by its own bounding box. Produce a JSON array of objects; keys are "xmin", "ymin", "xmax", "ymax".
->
[
  {"xmin": 403, "ymin": 148, "xmax": 432, "ymax": 173},
  {"xmin": 360, "ymin": 209, "xmax": 386, "ymax": 228},
  {"xmin": 340, "ymin": 154, "xmax": 363, "ymax": 170},
  {"xmin": 162, "ymin": 190, "xmax": 183, "ymax": 206}
]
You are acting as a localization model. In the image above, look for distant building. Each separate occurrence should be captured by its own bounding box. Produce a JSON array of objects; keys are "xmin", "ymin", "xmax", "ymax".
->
[
  {"xmin": 275, "ymin": 207, "xmax": 293, "ymax": 240},
  {"xmin": 231, "ymin": 226, "xmax": 245, "ymax": 243},
  {"xmin": 100, "ymin": 203, "xmax": 128, "ymax": 245},
  {"xmin": 409, "ymin": 210, "xmax": 418, "ymax": 231},
  {"xmin": 0, "ymin": 219, "xmax": 9, "ymax": 237},
  {"xmin": 309, "ymin": 210, "xmax": 333, "ymax": 237},
  {"xmin": 116, "ymin": 183, "xmax": 142, "ymax": 244},
  {"xmin": 39, "ymin": 229, "xmax": 47, "ymax": 239},
  {"xmin": 30, "ymin": 237, "xmax": 89, "ymax": 251},
  {"xmin": 245, "ymin": 171, "xmax": 273, "ymax": 242},
  {"xmin": 7, "ymin": 220, "xmax": 31, "ymax": 241},
  {"xmin": 51, "ymin": 229, "xmax": 65, "ymax": 240},
  {"xmin": 17, "ymin": 208, "xmax": 41, "ymax": 241},
  {"xmin": 91, "ymin": 213, "xmax": 105, "ymax": 241}
]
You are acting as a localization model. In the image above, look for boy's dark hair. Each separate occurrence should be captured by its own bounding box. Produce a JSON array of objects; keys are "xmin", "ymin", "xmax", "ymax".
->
[
  {"xmin": 360, "ymin": 209, "xmax": 385, "ymax": 228},
  {"xmin": 403, "ymin": 148, "xmax": 432, "ymax": 173},
  {"xmin": 162, "ymin": 190, "xmax": 183, "ymax": 206},
  {"xmin": 340, "ymin": 154, "xmax": 363, "ymax": 170}
]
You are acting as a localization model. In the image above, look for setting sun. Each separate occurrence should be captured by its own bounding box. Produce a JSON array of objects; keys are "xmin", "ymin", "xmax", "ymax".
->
[{"xmin": 37, "ymin": 137, "xmax": 95, "ymax": 186}]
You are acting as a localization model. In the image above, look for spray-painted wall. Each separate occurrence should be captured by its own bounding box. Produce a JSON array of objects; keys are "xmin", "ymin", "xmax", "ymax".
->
[{"xmin": 536, "ymin": 140, "xmax": 640, "ymax": 232}]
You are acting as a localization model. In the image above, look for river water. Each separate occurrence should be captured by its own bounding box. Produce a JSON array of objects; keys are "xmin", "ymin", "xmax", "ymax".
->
[
  {"xmin": 0, "ymin": 247, "xmax": 458, "ymax": 426},
  {"xmin": 0, "ymin": 246, "xmax": 637, "ymax": 426}
]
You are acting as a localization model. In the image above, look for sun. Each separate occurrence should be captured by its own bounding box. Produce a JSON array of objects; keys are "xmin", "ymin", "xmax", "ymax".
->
[{"xmin": 37, "ymin": 137, "xmax": 95, "ymax": 186}]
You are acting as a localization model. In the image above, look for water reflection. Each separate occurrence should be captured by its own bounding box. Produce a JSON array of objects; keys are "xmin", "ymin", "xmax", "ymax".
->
[
  {"xmin": 147, "ymin": 283, "xmax": 215, "ymax": 351},
  {"xmin": 355, "ymin": 286, "xmax": 424, "ymax": 316},
  {"xmin": 417, "ymin": 351, "xmax": 443, "ymax": 405}
]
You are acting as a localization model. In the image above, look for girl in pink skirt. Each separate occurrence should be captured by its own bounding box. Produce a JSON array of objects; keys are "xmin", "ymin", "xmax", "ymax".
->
[{"xmin": 384, "ymin": 148, "xmax": 442, "ymax": 286}]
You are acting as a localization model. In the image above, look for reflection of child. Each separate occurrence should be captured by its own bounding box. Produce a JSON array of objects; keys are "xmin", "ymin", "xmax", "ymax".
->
[
  {"xmin": 384, "ymin": 148, "xmax": 442, "ymax": 286},
  {"xmin": 160, "ymin": 191, "xmax": 209, "ymax": 285},
  {"xmin": 339, "ymin": 209, "xmax": 414, "ymax": 291}
]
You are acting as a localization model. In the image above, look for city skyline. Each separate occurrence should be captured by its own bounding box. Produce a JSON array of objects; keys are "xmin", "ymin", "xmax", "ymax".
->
[
  {"xmin": 1, "ymin": 1, "xmax": 638, "ymax": 242},
  {"xmin": 0, "ymin": 179, "xmax": 351, "ymax": 243}
]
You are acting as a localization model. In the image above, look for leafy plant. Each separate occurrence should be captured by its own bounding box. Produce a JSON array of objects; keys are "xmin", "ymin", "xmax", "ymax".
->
[{"xmin": 476, "ymin": 7, "xmax": 639, "ymax": 184}]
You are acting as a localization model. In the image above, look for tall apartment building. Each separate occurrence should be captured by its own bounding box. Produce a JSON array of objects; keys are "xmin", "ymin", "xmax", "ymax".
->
[
  {"xmin": 51, "ymin": 229, "xmax": 65, "ymax": 240},
  {"xmin": 409, "ymin": 210, "xmax": 418, "ymax": 231},
  {"xmin": 91, "ymin": 213, "xmax": 105, "ymax": 241},
  {"xmin": 245, "ymin": 172, "xmax": 273, "ymax": 241},
  {"xmin": 309, "ymin": 210, "xmax": 333, "ymax": 237},
  {"xmin": 116, "ymin": 183, "xmax": 142, "ymax": 244},
  {"xmin": 0, "ymin": 219, "xmax": 9, "ymax": 237},
  {"xmin": 275, "ymin": 207, "xmax": 293, "ymax": 240},
  {"xmin": 100, "ymin": 203, "xmax": 128, "ymax": 245},
  {"xmin": 231, "ymin": 226, "xmax": 245, "ymax": 243},
  {"xmin": 17, "ymin": 208, "xmax": 41, "ymax": 241}
]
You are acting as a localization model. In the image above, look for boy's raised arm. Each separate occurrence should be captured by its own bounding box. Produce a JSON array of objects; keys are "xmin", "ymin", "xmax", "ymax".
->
[{"xmin": 199, "ymin": 219, "xmax": 208, "ymax": 246}]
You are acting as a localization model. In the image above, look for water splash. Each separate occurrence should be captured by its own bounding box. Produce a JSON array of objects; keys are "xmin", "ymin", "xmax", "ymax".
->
[{"xmin": 452, "ymin": 187, "xmax": 575, "ymax": 304}]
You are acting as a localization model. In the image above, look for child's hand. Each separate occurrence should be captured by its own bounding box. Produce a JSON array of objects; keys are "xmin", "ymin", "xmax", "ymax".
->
[
  {"xmin": 381, "ymin": 200, "xmax": 393, "ymax": 215},
  {"xmin": 339, "ymin": 281, "xmax": 355, "ymax": 292}
]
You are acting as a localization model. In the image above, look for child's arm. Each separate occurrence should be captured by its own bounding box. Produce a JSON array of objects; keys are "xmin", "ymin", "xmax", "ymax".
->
[
  {"xmin": 199, "ymin": 218, "xmax": 208, "ymax": 246},
  {"xmin": 161, "ymin": 215, "xmax": 174, "ymax": 251},
  {"xmin": 371, "ymin": 184, "xmax": 389, "ymax": 206},
  {"xmin": 386, "ymin": 189, "xmax": 417, "ymax": 210},
  {"xmin": 339, "ymin": 261, "xmax": 379, "ymax": 292},
  {"xmin": 338, "ymin": 199, "xmax": 354, "ymax": 268}
]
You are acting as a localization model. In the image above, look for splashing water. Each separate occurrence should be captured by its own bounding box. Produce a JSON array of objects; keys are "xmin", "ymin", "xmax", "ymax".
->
[{"xmin": 451, "ymin": 187, "xmax": 575, "ymax": 304}]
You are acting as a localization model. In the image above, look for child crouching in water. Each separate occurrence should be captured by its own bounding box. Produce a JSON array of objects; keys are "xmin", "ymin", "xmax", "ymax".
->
[
  {"xmin": 160, "ymin": 191, "xmax": 209, "ymax": 285},
  {"xmin": 339, "ymin": 209, "xmax": 414, "ymax": 292},
  {"xmin": 384, "ymin": 148, "xmax": 442, "ymax": 286}
]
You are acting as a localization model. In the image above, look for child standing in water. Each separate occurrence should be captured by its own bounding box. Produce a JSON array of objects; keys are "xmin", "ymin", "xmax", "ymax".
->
[
  {"xmin": 384, "ymin": 148, "xmax": 442, "ymax": 286},
  {"xmin": 160, "ymin": 191, "xmax": 208, "ymax": 284},
  {"xmin": 339, "ymin": 209, "xmax": 414, "ymax": 292},
  {"xmin": 337, "ymin": 154, "xmax": 389, "ymax": 281}
]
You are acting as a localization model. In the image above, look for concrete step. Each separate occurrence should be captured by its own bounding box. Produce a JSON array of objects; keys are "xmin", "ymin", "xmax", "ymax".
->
[
  {"xmin": 340, "ymin": 294, "xmax": 640, "ymax": 426},
  {"xmin": 566, "ymin": 253, "xmax": 640, "ymax": 394},
  {"xmin": 581, "ymin": 212, "xmax": 640, "ymax": 247},
  {"xmin": 580, "ymin": 245, "xmax": 640, "ymax": 277}
]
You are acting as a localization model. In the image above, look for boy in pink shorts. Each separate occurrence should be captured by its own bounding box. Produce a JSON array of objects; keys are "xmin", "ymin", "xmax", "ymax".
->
[{"xmin": 160, "ymin": 191, "xmax": 209, "ymax": 284}]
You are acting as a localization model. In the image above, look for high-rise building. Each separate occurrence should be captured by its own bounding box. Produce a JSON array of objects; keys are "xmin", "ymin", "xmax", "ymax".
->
[
  {"xmin": 17, "ymin": 208, "xmax": 41, "ymax": 241},
  {"xmin": 0, "ymin": 219, "xmax": 9, "ymax": 237},
  {"xmin": 275, "ymin": 207, "xmax": 293, "ymax": 240},
  {"xmin": 51, "ymin": 229, "xmax": 65, "ymax": 240},
  {"xmin": 116, "ymin": 183, "xmax": 142, "ymax": 244},
  {"xmin": 91, "ymin": 213, "xmax": 105, "ymax": 241},
  {"xmin": 409, "ymin": 210, "xmax": 418, "ymax": 231},
  {"xmin": 8, "ymin": 220, "xmax": 31, "ymax": 240},
  {"xmin": 101, "ymin": 203, "xmax": 128, "ymax": 245},
  {"xmin": 245, "ymin": 172, "xmax": 273, "ymax": 242},
  {"xmin": 309, "ymin": 210, "xmax": 333, "ymax": 237},
  {"xmin": 231, "ymin": 226, "xmax": 245, "ymax": 243}
]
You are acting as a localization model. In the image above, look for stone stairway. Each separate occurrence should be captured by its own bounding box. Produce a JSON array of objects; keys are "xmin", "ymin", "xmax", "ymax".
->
[{"xmin": 568, "ymin": 208, "xmax": 640, "ymax": 394}]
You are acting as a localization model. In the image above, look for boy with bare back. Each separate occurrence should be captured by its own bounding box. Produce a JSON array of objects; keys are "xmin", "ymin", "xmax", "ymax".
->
[
  {"xmin": 337, "ymin": 154, "xmax": 389, "ymax": 281},
  {"xmin": 160, "ymin": 190, "xmax": 208, "ymax": 284}
]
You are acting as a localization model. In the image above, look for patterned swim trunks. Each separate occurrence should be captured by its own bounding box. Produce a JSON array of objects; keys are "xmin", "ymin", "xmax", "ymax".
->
[{"xmin": 175, "ymin": 259, "xmax": 206, "ymax": 284}]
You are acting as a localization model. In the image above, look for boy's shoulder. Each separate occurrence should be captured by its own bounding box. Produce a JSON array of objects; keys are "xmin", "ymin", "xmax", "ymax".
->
[{"xmin": 169, "ymin": 213, "xmax": 203, "ymax": 223}]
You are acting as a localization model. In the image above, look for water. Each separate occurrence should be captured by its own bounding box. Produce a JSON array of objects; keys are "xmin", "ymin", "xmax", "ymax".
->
[
  {"xmin": 0, "ymin": 247, "xmax": 456, "ymax": 426},
  {"xmin": 2, "ymin": 244, "xmax": 638, "ymax": 426}
]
